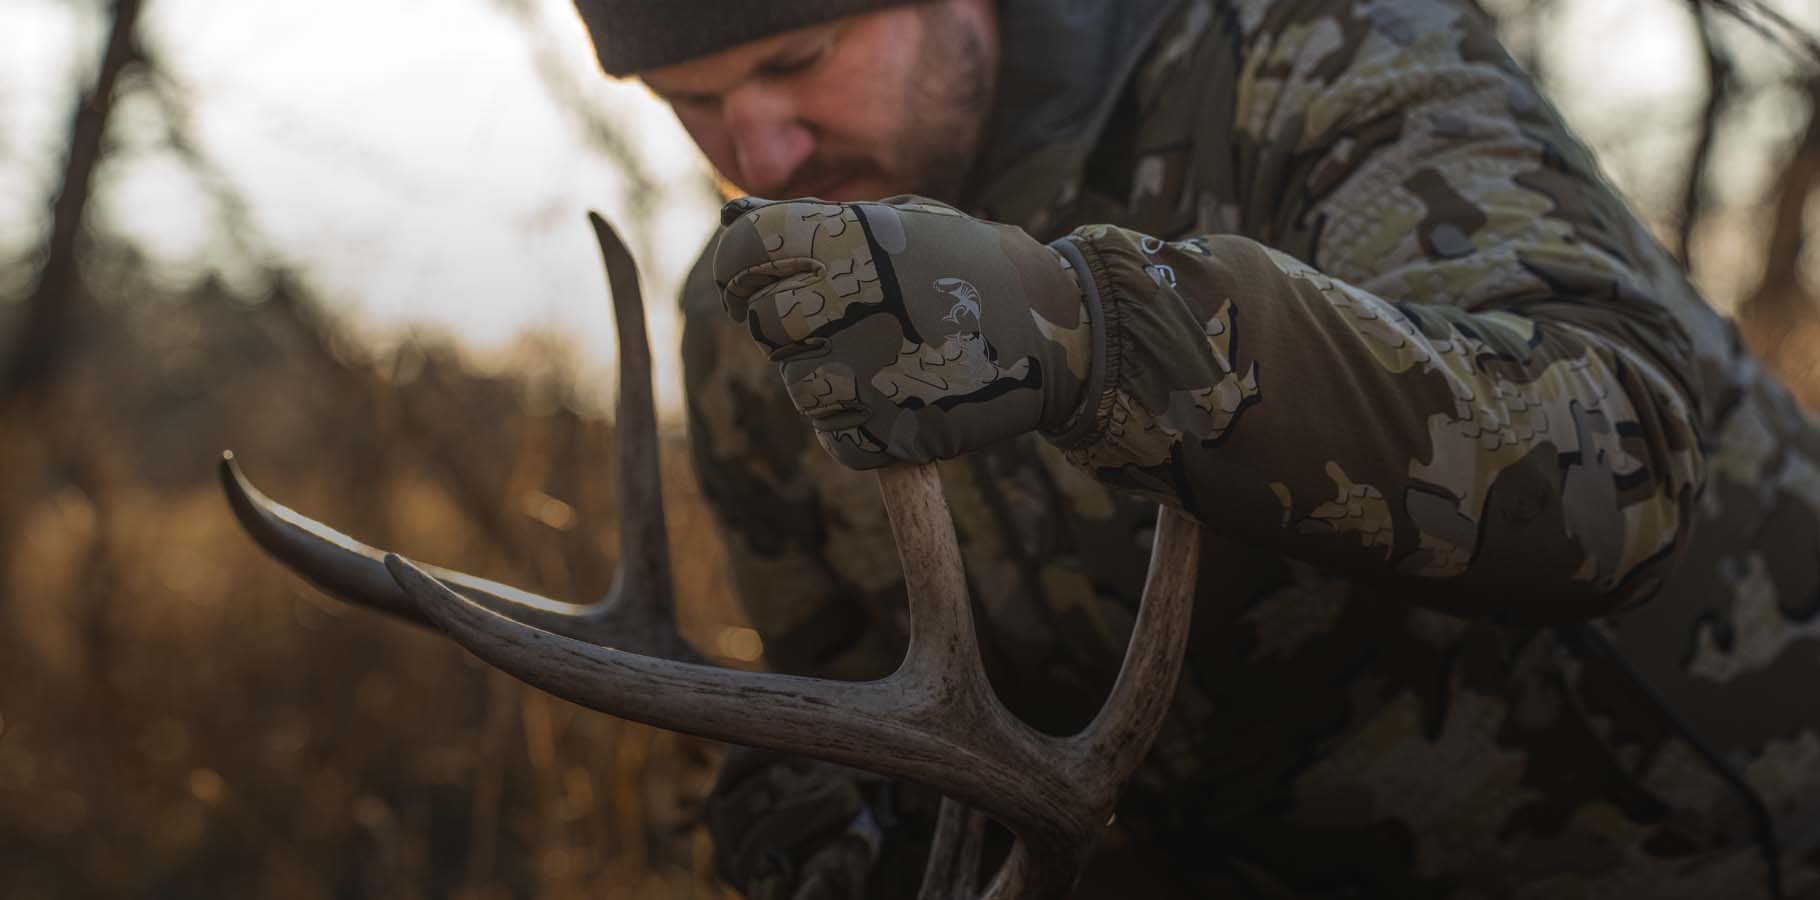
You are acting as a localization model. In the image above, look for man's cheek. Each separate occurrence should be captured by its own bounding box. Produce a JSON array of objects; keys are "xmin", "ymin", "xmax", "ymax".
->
[
  {"xmin": 673, "ymin": 111, "xmax": 741, "ymax": 186},
  {"xmin": 798, "ymin": 74, "xmax": 897, "ymax": 150}
]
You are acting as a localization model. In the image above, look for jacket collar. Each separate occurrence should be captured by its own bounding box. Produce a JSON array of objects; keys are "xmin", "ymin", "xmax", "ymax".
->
[{"xmin": 966, "ymin": 0, "xmax": 1183, "ymax": 236}]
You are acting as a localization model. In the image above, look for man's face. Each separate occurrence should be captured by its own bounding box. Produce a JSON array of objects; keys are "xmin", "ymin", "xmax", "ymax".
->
[{"xmin": 641, "ymin": 1, "xmax": 999, "ymax": 204}]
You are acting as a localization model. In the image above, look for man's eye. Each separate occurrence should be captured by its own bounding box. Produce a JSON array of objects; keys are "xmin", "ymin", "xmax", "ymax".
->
[
  {"xmin": 673, "ymin": 93, "xmax": 721, "ymax": 112},
  {"xmin": 759, "ymin": 47, "xmax": 826, "ymax": 79}
]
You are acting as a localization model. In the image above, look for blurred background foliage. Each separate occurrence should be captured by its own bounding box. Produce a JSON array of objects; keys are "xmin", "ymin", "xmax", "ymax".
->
[{"xmin": 0, "ymin": 1, "xmax": 1817, "ymax": 898}]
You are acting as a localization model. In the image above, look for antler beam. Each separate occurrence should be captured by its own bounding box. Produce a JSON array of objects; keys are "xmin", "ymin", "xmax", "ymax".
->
[{"xmin": 221, "ymin": 214, "xmax": 1201, "ymax": 900}]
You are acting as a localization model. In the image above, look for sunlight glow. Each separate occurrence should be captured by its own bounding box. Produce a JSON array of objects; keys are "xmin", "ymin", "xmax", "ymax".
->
[
  {"xmin": 4, "ymin": 0, "xmax": 719, "ymax": 421},
  {"xmin": 2, "ymin": 0, "xmax": 1816, "ymax": 414}
]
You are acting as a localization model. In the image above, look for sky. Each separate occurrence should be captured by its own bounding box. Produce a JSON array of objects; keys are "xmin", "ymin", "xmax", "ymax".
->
[
  {"xmin": 1, "ymin": 0, "xmax": 720, "ymax": 418},
  {"xmin": 1, "ymin": 0, "xmax": 1817, "ymax": 417}
]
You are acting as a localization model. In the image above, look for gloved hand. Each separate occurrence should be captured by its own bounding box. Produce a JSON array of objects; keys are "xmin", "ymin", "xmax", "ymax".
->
[
  {"xmin": 706, "ymin": 747, "xmax": 930, "ymax": 900},
  {"xmin": 713, "ymin": 196, "xmax": 1099, "ymax": 469}
]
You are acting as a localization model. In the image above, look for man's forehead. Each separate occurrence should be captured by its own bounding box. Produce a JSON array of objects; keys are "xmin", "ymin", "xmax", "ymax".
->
[{"xmin": 641, "ymin": 22, "xmax": 837, "ymax": 98}]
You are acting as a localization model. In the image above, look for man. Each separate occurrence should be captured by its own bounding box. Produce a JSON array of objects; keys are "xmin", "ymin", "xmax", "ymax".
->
[{"xmin": 573, "ymin": 1, "xmax": 1820, "ymax": 897}]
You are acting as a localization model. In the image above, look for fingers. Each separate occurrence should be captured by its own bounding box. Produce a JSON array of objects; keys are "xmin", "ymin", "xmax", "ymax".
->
[
  {"xmin": 713, "ymin": 197, "xmax": 808, "ymax": 325},
  {"xmin": 721, "ymin": 196, "xmax": 774, "ymax": 226},
  {"xmin": 712, "ymin": 205, "xmax": 778, "ymax": 322},
  {"xmin": 715, "ymin": 199, "xmax": 887, "ymax": 346},
  {"xmin": 708, "ymin": 195, "xmax": 1066, "ymax": 472},
  {"xmin": 713, "ymin": 198, "xmax": 865, "ymax": 288}
]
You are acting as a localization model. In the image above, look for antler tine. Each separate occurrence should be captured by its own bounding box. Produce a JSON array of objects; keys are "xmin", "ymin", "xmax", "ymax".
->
[
  {"xmin": 954, "ymin": 808, "xmax": 987, "ymax": 896},
  {"xmin": 589, "ymin": 213, "xmax": 679, "ymax": 648},
  {"xmin": 220, "ymin": 451, "xmax": 426, "ymax": 627},
  {"xmin": 218, "ymin": 451, "xmax": 603, "ymax": 635},
  {"xmin": 875, "ymin": 464, "xmax": 987, "ymax": 682},
  {"xmin": 225, "ymin": 211, "xmax": 1205, "ymax": 900},
  {"xmin": 988, "ymin": 506, "xmax": 1199, "ymax": 900},
  {"xmin": 219, "ymin": 213, "xmax": 695, "ymax": 659},
  {"xmin": 385, "ymin": 549, "xmax": 1073, "ymax": 809},
  {"xmin": 1067, "ymin": 506, "xmax": 1199, "ymax": 794},
  {"xmin": 918, "ymin": 799, "xmax": 989, "ymax": 900},
  {"xmin": 904, "ymin": 503, "xmax": 1200, "ymax": 900}
]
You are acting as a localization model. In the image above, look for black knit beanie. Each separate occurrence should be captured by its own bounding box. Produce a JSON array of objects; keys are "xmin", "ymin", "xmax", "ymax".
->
[{"xmin": 574, "ymin": 0, "xmax": 920, "ymax": 76}]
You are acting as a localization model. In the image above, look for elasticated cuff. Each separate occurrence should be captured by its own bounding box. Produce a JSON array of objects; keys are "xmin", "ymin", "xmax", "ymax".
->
[{"xmin": 1043, "ymin": 236, "xmax": 1121, "ymax": 450}]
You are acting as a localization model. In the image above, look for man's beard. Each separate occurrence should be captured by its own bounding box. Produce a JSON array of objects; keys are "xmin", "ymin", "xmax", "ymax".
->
[
  {"xmin": 783, "ymin": 4, "xmax": 994, "ymax": 205},
  {"xmin": 897, "ymin": 3, "xmax": 994, "ymax": 202}
]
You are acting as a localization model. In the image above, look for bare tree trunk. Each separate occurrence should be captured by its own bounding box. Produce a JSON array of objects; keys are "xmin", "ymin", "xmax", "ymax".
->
[
  {"xmin": 1, "ymin": 0, "xmax": 146, "ymax": 411},
  {"xmin": 1675, "ymin": 0, "xmax": 1736, "ymax": 268},
  {"xmin": 487, "ymin": 0, "xmax": 659, "ymax": 221},
  {"xmin": 0, "ymin": 0, "xmax": 146, "ymax": 632},
  {"xmin": 1737, "ymin": 75, "xmax": 1820, "ymax": 388}
]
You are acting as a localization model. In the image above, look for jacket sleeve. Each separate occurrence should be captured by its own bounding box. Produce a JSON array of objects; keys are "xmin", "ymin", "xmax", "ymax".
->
[{"xmin": 1049, "ymin": 1, "xmax": 1706, "ymax": 622}]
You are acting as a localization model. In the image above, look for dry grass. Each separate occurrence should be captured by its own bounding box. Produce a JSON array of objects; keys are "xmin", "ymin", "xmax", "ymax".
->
[{"xmin": 0, "ymin": 261, "xmax": 746, "ymax": 899}]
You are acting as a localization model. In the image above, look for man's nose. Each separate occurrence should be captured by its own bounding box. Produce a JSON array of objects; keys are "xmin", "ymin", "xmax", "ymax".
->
[{"xmin": 723, "ymin": 85, "xmax": 815, "ymax": 195}]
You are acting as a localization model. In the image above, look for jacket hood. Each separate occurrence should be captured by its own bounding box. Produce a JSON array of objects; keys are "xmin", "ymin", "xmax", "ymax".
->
[{"xmin": 968, "ymin": 0, "xmax": 1182, "ymax": 208}]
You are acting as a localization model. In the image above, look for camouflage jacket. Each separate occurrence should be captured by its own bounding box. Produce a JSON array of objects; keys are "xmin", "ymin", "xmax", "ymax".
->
[{"xmin": 680, "ymin": 0, "xmax": 1820, "ymax": 896}]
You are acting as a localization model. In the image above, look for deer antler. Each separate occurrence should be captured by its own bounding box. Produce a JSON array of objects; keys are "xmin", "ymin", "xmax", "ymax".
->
[{"xmin": 221, "ymin": 214, "xmax": 1201, "ymax": 899}]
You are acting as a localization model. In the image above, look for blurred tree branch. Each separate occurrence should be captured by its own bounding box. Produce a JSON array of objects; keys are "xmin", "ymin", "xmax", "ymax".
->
[
  {"xmin": 491, "ymin": 0, "xmax": 658, "ymax": 223},
  {"xmin": 138, "ymin": 58, "xmax": 275, "ymax": 271},
  {"xmin": 1, "ymin": 0, "xmax": 147, "ymax": 413},
  {"xmin": 1703, "ymin": 0, "xmax": 1820, "ymax": 66},
  {"xmin": 1733, "ymin": 72, "xmax": 1820, "ymax": 386},
  {"xmin": 1741, "ymin": 74, "xmax": 1820, "ymax": 322},
  {"xmin": 0, "ymin": 0, "xmax": 150, "ymax": 630},
  {"xmin": 1676, "ymin": 0, "xmax": 1738, "ymax": 266}
]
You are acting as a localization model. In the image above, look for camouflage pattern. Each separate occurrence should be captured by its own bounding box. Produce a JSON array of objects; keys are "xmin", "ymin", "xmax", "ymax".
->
[
  {"xmin": 711, "ymin": 196, "xmax": 1092, "ymax": 470},
  {"xmin": 707, "ymin": 745, "xmax": 944, "ymax": 900},
  {"xmin": 705, "ymin": 746, "xmax": 879, "ymax": 899},
  {"xmin": 680, "ymin": 0, "xmax": 1820, "ymax": 896},
  {"xmin": 1053, "ymin": 227, "xmax": 1700, "ymax": 621}
]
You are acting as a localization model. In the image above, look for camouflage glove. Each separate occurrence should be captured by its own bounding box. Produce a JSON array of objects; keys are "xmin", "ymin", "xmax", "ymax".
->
[
  {"xmin": 705, "ymin": 747, "xmax": 887, "ymax": 900},
  {"xmin": 713, "ymin": 196, "xmax": 1100, "ymax": 469}
]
